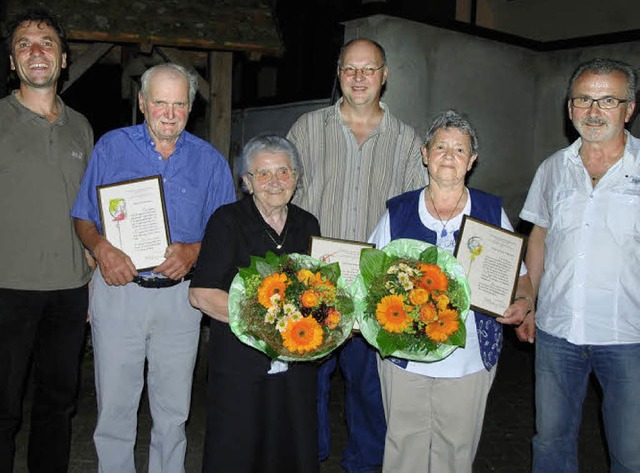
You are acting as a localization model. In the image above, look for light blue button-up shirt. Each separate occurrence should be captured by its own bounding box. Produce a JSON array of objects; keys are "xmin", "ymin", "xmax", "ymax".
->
[{"xmin": 72, "ymin": 123, "xmax": 235, "ymax": 250}]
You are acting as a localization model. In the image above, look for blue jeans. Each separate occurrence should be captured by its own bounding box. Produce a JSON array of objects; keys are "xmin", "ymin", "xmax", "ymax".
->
[
  {"xmin": 317, "ymin": 336, "xmax": 386, "ymax": 472},
  {"xmin": 533, "ymin": 330, "xmax": 640, "ymax": 473}
]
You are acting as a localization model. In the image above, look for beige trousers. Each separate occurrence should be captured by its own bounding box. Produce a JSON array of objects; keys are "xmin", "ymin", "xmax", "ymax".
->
[{"xmin": 377, "ymin": 357, "xmax": 496, "ymax": 473}]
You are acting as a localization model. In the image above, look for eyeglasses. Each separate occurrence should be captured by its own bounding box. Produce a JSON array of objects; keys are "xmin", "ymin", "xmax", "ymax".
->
[
  {"xmin": 247, "ymin": 167, "xmax": 295, "ymax": 183},
  {"xmin": 570, "ymin": 96, "xmax": 628, "ymax": 109},
  {"xmin": 339, "ymin": 64, "xmax": 385, "ymax": 77}
]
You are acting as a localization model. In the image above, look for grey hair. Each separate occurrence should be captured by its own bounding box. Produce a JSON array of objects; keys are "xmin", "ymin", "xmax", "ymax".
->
[
  {"xmin": 567, "ymin": 58, "xmax": 637, "ymax": 102},
  {"xmin": 337, "ymin": 38, "xmax": 387, "ymax": 68},
  {"xmin": 237, "ymin": 134, "xmax": 302, "ymax": 184},
  {"xmin": 423, "ymin": 109, "xmax": 479, "ymax": 156},
  {"xmin": 140, "ymin": 63, "xmax": 198, "ymax": 106}
]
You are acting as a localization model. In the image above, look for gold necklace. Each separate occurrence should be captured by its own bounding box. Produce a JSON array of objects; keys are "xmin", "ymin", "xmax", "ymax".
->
[
  {"xmin": 428, "ymin": 186, "xmax": 465, "ymax": 237},
  {"xmin": 265, "ymin": 227, "xmax": 288, "ymax": 249}
]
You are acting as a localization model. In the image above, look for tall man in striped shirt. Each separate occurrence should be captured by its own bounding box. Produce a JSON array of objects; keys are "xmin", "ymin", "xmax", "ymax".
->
[{"xmin": 287, "ymin": 38, "xmax": 426, "ymax": 472}]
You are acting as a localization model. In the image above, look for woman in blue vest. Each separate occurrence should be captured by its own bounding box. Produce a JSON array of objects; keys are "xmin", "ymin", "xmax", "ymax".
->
[{"xmin": 368, "ymin": 109, "xmax": 534, "ymax": 472}]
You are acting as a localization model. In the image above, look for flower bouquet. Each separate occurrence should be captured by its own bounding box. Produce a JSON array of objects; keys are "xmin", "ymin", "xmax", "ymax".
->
[
  {"xmin": 228, "ymin": 251, "xmax": 355, "ymax": 361},
  {"xmin": 352, "ymin": 238, "xmax": 470, "ymax": 361}
]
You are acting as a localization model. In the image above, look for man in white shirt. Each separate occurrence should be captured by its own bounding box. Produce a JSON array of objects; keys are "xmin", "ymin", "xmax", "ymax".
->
[{"xmin": 519, "ymin": 58, "xmax": 640, "ymax": 472}]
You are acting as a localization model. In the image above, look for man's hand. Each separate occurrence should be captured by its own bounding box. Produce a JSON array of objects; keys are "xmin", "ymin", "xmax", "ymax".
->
[
  {"xmin": 93, "ymin": 238, "xmax": 138, "ymax": 286},
  {"xmin": 153, "ymin": 242, "xmax": 200, "ymax": 280},
  {"xmin": 515, "ymin": 311, "xmax": 536, "ymax": 344},
  {"xmin": 496, "ymin": 297, "xmax": 530, "ymax": 326}
]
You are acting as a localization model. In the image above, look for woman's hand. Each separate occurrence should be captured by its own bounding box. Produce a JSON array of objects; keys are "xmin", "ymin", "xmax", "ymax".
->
[{"xmin": 189, "ymin": 287, "xmax": 230, "ymax": 323}]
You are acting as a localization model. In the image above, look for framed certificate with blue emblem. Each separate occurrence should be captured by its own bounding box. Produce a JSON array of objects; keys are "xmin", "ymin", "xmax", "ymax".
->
[{"xmin": 97, "ymin": 175, "xmax": 170, "ymax": 271}]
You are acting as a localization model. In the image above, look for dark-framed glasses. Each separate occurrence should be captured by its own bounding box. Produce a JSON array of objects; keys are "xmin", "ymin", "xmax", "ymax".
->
[
  {"xmin": 570, "ymin": 96, "xmax": 628, "ymax": 109},
  {"xmin": 339, "ymin": 64, "xmax": 385, "ymax": 77},
  {"xmin": 248, "ymin": 167, "xmax": 295, "ymax": 183}
]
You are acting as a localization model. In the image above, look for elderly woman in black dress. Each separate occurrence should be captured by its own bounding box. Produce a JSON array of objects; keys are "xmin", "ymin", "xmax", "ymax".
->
[{"xmin": 189, "ymin": 134, "xmax": 320, "ymax": 472}]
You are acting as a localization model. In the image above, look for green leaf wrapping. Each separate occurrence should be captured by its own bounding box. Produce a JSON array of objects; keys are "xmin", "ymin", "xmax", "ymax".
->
[
  {"xmin": 228, "ymin": 253, "xmax": 356, "ymax": 362},
  {"xmin": 353, "ymin": 238, "xmax": 471, "ymax": 362}
]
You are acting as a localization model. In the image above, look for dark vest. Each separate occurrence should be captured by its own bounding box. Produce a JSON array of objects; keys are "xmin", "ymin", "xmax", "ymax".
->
[{"xmin": 387, "ymin": 187, "xmax": 503, "ymax": 371}]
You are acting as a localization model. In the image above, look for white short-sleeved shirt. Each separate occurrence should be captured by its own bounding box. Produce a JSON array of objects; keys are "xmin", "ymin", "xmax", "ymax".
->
[
  {"xmin": 369, "ymin": 188, "xmax": 523, "ymax": 378},
  {"xmin": 520, "ymin": 132, "xmax": 640, "ymax": 345}
]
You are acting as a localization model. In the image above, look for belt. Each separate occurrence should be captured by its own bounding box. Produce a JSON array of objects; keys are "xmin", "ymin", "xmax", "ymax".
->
[{"xmin": 133, "ymin": 270, "xmax": 194, "ymax": 289}]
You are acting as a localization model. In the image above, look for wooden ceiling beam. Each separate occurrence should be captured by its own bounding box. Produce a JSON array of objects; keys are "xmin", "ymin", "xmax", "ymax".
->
[
  {"xmin": 208, "ymin": 51, "xmax": 233, "ymax": 159},
  {"xmin": 61, "ymin": 42, "xmax": 114, "ymax": 93},
  {"xmin": 66, "ymin": 30, "xmax": 282, "ymax": 57},
  {"xmin": 156, "ymin": 46, "xmax": 211, "ymax": 103}
]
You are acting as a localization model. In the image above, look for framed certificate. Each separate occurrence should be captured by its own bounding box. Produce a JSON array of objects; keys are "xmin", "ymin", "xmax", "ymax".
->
[
  {"xmin": 97, "ymin": 176, "xmax": 171, "ymax": 271},
  {"xmin": 453, "ymin": 215, "xmax": 526, "ymax": 318},
  {"xmin": 310, "ymin": 236, "xmax": 374, "ymax": 331},
  {"xmin": 310, "ymin": 236, "xmax": 374, "ymax": 284}
]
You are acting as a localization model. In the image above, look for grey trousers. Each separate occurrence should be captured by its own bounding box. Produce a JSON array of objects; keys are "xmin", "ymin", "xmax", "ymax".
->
[{"xmin": 90, "ymin": 270, "xmax": 202, "ymax": 473}]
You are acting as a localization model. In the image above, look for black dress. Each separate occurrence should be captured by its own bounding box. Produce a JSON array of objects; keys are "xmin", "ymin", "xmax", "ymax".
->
[{"xmin": 191, "ymin": 196, "xmax": 321, "ymax": 473}]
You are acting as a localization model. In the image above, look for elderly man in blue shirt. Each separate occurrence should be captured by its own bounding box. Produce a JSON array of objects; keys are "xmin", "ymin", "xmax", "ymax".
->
[{"xmin": 72, "ymin": 63, "xmax": 235, "ymax": 472}]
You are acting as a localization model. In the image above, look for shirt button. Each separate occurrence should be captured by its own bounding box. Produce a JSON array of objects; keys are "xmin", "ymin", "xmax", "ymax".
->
[
  {"xmin": 163, "ymin": 178, "xmax": 167, "ymax": 183},
  {"xmin": 181, "ymin": 188, "xmax": 186, "ymax": 193}
]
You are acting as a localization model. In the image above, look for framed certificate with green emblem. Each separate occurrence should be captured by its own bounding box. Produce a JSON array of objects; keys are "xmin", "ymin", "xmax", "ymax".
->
[{"xmin": 97, "ymin": 175, "xmax": 170, "ymax": 271}]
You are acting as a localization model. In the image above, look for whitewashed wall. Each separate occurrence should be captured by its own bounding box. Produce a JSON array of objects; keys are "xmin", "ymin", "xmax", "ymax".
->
[{"xmin": 232, "ymin": 15, "xmax": 640, "ymax": 225}]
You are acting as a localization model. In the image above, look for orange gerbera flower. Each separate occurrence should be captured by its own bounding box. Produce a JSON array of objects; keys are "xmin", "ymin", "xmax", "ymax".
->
[
  {"xmin": 301, "ymin": 289, "xmax": 320, "ymax": 308},
  {"xmin": 418, "ymin": 302, "xmax": 438, "ymax": 324},
  {"xmin": 376, "ymin": 295, "xmax": 411, "ymax": 333},
  {"xmin": 282, "ymin": 316, "xmax": 324, "ymax": 354},
  {"xmin": 324, "ymin": 307, "xmax": 341, "ymax": 329},
  {"xmin": 257, "ymin": 273, "xmax": 289, "ymax": 308},
  {"xmin": 408, "ymin": 288, "xmax": 430, "ymax": 306},
  {"xmin": 296, "ymin": 269, "xmax": 315, "ymax": 285},
  {"xmin": 417, "ymin": 264, "xmax": 449, "ymax": 294},
  {"xmin": 425, "ymin": 308, "xmax": 460, "ymax": 343}
]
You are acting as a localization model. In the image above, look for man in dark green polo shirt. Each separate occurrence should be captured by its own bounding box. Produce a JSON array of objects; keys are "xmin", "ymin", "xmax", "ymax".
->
[{"xmin": 0, "ymin": 8, "xmax": 93, "ymax": 472}]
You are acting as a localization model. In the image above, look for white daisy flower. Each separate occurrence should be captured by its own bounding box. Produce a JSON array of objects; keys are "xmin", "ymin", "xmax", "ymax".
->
[
  {"xmin": 283, "ymin": 303, "xmax": 296, "ymax": 315},
  {"xmin": 276, "ymin": 317, "xmax": 289, "ymax": 333},
  {"xmin": 398, "ymin": 272, "xmax": 413, "ymax": 291}
]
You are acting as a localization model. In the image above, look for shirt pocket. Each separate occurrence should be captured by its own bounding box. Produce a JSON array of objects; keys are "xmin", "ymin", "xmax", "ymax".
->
[
  {"xmin": 606, "ymin": 191, "xmax": 640, "ymax": 239},
  {"xmin": 550, "ymin": 187, "xmax": 581, "ymax": 233},
  {"xmin": 172, "ymin": 185, "xmax": 207, "ymax": 238}
]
